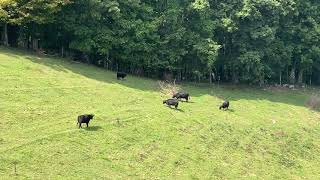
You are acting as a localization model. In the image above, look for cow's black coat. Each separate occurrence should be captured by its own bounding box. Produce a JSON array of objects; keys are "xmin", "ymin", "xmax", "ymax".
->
[
  {"xmin": 77, "ymin": 114, "xmax": 94, "ymax": 128},
  {"xmin": 117, "ymin": 72, "xmax": 127, "ymax": 80},
  {"xmin": 219, "ymin": 101, "xmax": 229, "ymax": 110},
  {"xmin": 172, "ymin": 92, "xmax": 189, "ymax": 102},
  {"xmin": 163, "ymin": 99, "xmax": 179, "ymax": 109}
]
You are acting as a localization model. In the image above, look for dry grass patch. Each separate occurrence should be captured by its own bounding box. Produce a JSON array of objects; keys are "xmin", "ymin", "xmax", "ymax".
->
[{"xmin": 306, "ymin": 94, "xmax": 320, "ymax": 110}]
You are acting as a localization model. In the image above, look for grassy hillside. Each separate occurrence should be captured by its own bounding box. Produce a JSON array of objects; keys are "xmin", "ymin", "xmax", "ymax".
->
[{"xmin": 0, "ymin": 47, "xmax": 319, "ymax": 179}]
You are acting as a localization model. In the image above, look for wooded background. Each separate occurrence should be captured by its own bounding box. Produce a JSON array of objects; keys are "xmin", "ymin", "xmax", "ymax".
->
[{"xmin": 1, "ymin": 0, "xmax": 319, "ymax": 85}]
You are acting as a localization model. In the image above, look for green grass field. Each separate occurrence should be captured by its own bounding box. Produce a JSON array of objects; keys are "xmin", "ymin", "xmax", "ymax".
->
[{"xmin": 0, "ymin": 47, "xmax": 319, "ymax": 179}]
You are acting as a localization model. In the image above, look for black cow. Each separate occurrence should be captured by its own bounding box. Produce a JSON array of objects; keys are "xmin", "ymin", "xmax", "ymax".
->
[
  {"xmin": 77, "ymin": 114, "xmax": 94, "ymax": 128},
  {"xmin": 173, "ymin": 92, "xmax": 189, "ymax": 102},
  {"xmin": 163, "ymin": 99, "xmax": 179, "ymax": 109},
  {"xmin": 219, "ymin": 100, "xmax": 229, "ymax": 110},
  {"xmin": 117, "ymin": 72, "xmax": 127, "ymax": 80}
]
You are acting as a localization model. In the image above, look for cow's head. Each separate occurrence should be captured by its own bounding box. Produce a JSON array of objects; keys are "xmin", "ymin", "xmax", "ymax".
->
[{"xmin": 88, "ymin": 114, "xmax": 94, "ymax": 119}]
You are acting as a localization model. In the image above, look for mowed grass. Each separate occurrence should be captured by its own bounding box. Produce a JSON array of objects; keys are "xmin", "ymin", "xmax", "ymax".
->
[{"xmin": 0, "ymin": 47, "xmax": 320, "ymax": 179}]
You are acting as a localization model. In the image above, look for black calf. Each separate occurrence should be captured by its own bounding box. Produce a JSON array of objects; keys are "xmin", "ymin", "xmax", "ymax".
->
[
  {"xmin": 163, "ymin": 99, "xmax": 179, "ymax": 109},
  {"xmin": 117, "ymin": 72, "xmax": 127, "ymax": 80},
  {"xmin": 173, "ymin": 92, "xmax": 189, "ymax": 102},
  {"xmin": 77, "ymin": 114, "xmax": 94, "ymax": 128},
  {"xmin": 219, "ymin": 101, "xmax": 229, "ymax": 110}
]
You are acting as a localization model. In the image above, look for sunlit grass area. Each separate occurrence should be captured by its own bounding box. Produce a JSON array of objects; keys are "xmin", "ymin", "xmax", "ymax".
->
[{"xmin": 0, "ymin": 48, "xmax": 319, "ymax": 179}]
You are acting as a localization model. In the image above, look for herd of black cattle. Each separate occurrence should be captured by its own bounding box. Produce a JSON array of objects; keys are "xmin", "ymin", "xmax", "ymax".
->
[{"xmin": 77, "ymin": 72, "xmax": 230, "ymax": 128}]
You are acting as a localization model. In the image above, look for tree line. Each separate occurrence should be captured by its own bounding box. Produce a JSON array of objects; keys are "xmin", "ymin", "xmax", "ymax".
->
[{"xmin": 1, "ymin": 0, "xmax": 319, "ymax": 85}]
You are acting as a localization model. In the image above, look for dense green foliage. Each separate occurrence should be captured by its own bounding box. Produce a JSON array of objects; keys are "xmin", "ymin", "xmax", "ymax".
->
[
  {"xmin": 1, "ymin": 48, "xmax": 320, "ymax": 178},
  {"xmin": 0, "ymin": 0, "xmax": 319, "ymax": 84}
]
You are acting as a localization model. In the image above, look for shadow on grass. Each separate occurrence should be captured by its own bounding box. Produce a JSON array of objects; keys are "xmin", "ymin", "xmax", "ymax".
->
[
  {"xmin": 220, "ymin": 109, "xmax": 235, "ymax": 113},
  {"xmin": 164, "ymin": 105, "xmax": 185, "ymax": 112},
  {"xmin": 2, "ymin": 47, "xmax": 318, "ymax": 110},
  {"xmin": 183, "ymin": 101, "xmax": 196, "ymax": 103},
  {"xmin": 84, "ymin": 126, "xmax": 102, "ymax": 131},
  {"xmin": 174, "ymin": 108, "xmax": 185, "ymax": 112},
  {"xmin": 0, "ymin": 46, "xmax": 24, "ymax": 58}
]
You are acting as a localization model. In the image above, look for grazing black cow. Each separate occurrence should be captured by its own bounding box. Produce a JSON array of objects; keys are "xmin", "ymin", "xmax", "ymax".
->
[
  {"xmin": 117, "ymin": 72, "xmax": 127, "ymax": 80},
  {"xmin": 77, "ymin": 114, "xmax": 94, "ymax": 128},
  {"xmin": 219, "ymin": 100, "xmax": 229, "ymax": 110},
  {"xmin": 163, "ymin": 99, "xmax": 179, "ymax": 109},
  {"xmin": 172, "ymin": 92, "xmax": 189, "ymax": 102}
]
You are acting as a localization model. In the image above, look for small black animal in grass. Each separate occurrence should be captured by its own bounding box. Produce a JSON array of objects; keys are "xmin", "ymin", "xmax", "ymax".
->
[
  {"xmin": 163, "ymin": 99, "xmax": 179, "ymax": 109},
  {"xmin": 219, "ymin": 100, "xmax": 229, "ymax": 110},
  {"xmin": 77, "ymin": 114, "xmax": 94, "ymax": 128},
  {"xmin": 117, "ymin": 72, "xmax": 127, "ymax": 80},
  {"xmin": 172, "ymin": 92, "xmax": 190, "ymax": 102}
]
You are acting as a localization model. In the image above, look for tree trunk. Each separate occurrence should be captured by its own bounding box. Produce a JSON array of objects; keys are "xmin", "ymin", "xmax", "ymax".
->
[
  {"xmin": 286, "ymin": 66, "xmax": 289, "ymax": 83},
  {"xmin": 279, "ymin": 70, "xmax": 282, "ymax": 85},
  {"xmin": 184, "ymin": 66, "xmax": 187, "ymax": 81},
  {"xmin": 105, "ymin": 53, "xmax": 110, "ymax": 69},
  {"xmin": 289, "ymin": 67, "xmax": 295, "ymax": 84},
  {"xmin": 3, "ymin": 23, "xmax": 9, "ymax": 46},
  {"xmin": 259, "ymin": 77, "xmax": 264, "ymax": 87},
  {"xmin": 309, "ymin": 75, "xmax": 312, "ymax": 85},
  {"xmin": 103, "ymin": 58, "xmax": 107, "ymax": 69},
  {"xmin": 32, "ymin": 38, "xmax": 39, "ymax": 51},
  {"xmin": 61, "ymin": 46, "xmax": 64, "ymax": 57},
  {"xmin": 27, "ymin": 36, "xmax": 31, "ymax": 49},
  {"xmin": 232, "ymin": 68, "xmax": 239, "ymax": 84},
  {"xmin": 84, "ymin": 54, "xmax": 90, "ymax": 64},
  {"xmin": 223, "ymin": 35, "xmax": 226, "ymax": 57},
  {"xmin": 298, "ymin": 69, "xmax": 304, "ymax": 85}
]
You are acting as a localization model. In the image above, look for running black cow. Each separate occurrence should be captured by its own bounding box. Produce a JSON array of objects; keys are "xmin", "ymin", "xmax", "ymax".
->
[
  {"xmin": 77, "ymin": 114, "xmax": 94, "ymax": 128},
  {"xmin": 163, "ymin": 99, "xmax": 179, "ymax": 109},
  {"xmin": 172, "ymin": 92, "xmax": 189, "ymax": 102},
  {"xmin": 117, "ymin": 72, "xmax": 127, "ymax": 80}
]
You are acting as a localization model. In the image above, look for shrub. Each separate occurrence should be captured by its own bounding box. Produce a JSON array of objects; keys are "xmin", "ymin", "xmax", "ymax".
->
[
  {"xmin": 158, "ymin": 80, "xmax": 180, "ymax": 97},
  {"xmin": 306, "ymin": 94, "xmax": 320, "ymax": 110}
]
